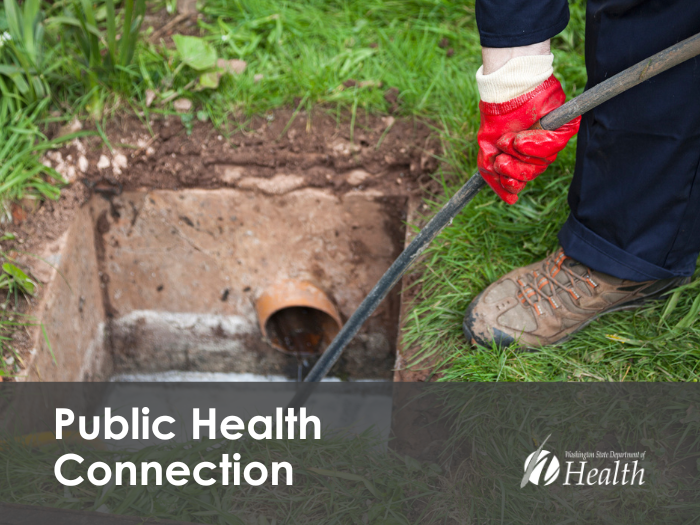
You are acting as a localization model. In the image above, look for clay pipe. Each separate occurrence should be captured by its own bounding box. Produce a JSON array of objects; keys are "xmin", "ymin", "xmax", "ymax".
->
[{"xmin": 292, "ymin": 31, "xmax": 700, "ymax": 391}]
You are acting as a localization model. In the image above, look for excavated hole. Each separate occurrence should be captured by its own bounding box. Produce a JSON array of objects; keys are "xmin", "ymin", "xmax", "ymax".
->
[
  {"xmin": 9, "ymin": 111, "xmax": 440, "ymax": 382},
  {"xmin": 90, "ymin": 188, "xmax": 407, "ymax": 381}
]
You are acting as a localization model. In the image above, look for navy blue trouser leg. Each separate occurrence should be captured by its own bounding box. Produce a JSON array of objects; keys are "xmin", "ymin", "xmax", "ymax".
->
[{"xmin": 558, "ymin": 0, "xmax": 700, "ymax": 281}]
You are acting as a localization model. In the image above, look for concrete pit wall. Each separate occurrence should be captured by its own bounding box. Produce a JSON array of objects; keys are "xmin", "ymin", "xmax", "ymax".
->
[{"xmin": 20, "ymin": 205, "xmax": 109, "ymax": 381}]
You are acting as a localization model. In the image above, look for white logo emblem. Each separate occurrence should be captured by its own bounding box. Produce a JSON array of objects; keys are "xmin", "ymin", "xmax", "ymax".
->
[{"xmin": 521, "ymin": 434, "xmax": 560, "ymax": 487}]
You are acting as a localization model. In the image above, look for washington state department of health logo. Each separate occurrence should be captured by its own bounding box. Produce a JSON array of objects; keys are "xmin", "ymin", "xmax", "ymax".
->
[
  {"xmin": 520, "ymin": 434, "xmax": 645, "ymax": 488},
  {"xmin": 521, "ymin": 434, "xmax": 560, "ymax": 487}
]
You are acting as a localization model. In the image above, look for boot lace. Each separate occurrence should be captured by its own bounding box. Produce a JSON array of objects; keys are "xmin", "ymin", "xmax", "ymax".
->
[{"xmin": 516, "ymin": 251, "xmax": 599, "ymax": 316}]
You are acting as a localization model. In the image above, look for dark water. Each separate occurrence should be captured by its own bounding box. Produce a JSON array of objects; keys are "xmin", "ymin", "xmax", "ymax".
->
[{"xmin": 268, "ymin": 307, "xmax": 326, "ymax": 355}]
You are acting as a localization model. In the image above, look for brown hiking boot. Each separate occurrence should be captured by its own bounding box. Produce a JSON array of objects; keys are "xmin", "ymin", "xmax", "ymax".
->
[{"xmin": 462, "ymin": 248, "xmax": 688, "ymax": 349}]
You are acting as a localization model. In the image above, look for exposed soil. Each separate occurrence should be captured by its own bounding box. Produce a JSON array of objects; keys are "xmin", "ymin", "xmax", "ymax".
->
[
  {"xmin": 65, "ymin": 109, "xmax": 439, "ymax": 194},
  {"xmin": 143, "ymin": 6, "xmax": 203, "ymax": 46},
  {"xmin": 11, "ymin": 107, "xmax": 441, "ymax": 268},
  {"xmin": 1, "ymin": 108, "xmax": 444, "ymax": 381}
]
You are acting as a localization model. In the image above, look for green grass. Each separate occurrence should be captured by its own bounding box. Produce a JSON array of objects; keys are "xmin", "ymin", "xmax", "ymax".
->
[
  {"xmin": 380, "ymin": 0, "xmax": 699, "ymax": 383},
  {"xmin": 195, "ymin": 0, "xmax": 483, "ymax": 126},
  {"xmin": 0, "ymin": 0, "xmax": 50, "ymax": 119},
  {"xmin": 46, "ymin": 0, "xmax": 146, "ymax": 118}
]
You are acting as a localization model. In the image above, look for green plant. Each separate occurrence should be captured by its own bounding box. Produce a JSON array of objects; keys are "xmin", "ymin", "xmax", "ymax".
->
[
  {"xmin": 0, "ymin": 251, "xmax": 37, "ymax": 379},
  {"xmin": 0, "ymin": 310, "xmax": 54, "ymax": 379},
  {"xmin": 173, "ymin": 34, "xmax": 234, "ymax": 91},
  {"xmin": 0, "ymin": 315, "xmax": 23, "ymax": 379},
  {"xmin": 0, "ymin": 262, "xmax": 35, "ymax": 297},
  {"xmin": 49, "ymin": 0, "xmax": 146, "ymax": 116},
  {"xmin": 0, "ymin": 100, "xmax": 82, "ymax": 209},
  {"xmin": 0, "ymin": 0, "xmax": 50, "ymax": 120}
]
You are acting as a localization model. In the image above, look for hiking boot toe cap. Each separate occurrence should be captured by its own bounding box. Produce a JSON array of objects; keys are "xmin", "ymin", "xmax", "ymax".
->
[{"xmin": 463, "ymin": 292, "xmax": 516, "ymax": 349}]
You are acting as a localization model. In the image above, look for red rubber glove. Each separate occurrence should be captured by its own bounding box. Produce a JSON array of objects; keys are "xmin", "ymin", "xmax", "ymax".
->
[{"xmin": 477, "ymin": 75, "xmax": 581, "ymax": 204}]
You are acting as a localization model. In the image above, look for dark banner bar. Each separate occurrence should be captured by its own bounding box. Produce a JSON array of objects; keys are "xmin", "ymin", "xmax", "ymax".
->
[{"xmin": 1, "ymin": 383, "xmax": 698, "ymax": 524}]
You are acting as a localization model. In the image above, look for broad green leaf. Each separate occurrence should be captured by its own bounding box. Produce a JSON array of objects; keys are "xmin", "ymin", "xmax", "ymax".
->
[
  {"xmin": 2, "ymin": 263, "xmax": 35, "ymax": 295},
  {"xmin": 4, "ymin": 0, "xmax": 21, "ymax": 41},
  {"xmin": 8, "ymin": 73, "xmax": 29, "ymax": 94},
  {"xmin": 173, "ymin": 35, "xmax": 217, "ymax": 71},
  {"xmin": 0, "ymin": 65, "xmax": 23, "ymax": 75}
]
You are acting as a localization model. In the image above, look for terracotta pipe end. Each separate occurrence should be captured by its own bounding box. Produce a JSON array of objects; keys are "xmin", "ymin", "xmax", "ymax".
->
[{"xmin": 256, "ymin": 280, "xmax": 342, "ymax": 355}]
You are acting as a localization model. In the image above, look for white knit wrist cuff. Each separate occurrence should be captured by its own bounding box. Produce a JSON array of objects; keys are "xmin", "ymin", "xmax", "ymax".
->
[{"xmin": 476, "ymin": 54, "xmax": 554, "ymax": 104}]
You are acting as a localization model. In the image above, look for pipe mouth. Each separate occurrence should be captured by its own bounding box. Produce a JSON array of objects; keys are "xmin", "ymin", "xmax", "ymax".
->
[{"xmin": 256, "ymin": 280, "xmax": 342, "ymax": 356}]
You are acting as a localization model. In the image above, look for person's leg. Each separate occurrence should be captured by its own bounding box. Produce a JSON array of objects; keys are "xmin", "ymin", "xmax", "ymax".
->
[
  {"xmin": 463, "ymin": 0, "xmax": 700, "ymax": 348},
  {"xmin": 559, "ymin": 0, "xmax": 700, "ymax": 281}
]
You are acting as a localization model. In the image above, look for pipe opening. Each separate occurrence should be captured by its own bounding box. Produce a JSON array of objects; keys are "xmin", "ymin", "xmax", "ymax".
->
[
  {"xmin": 256, "ymin": 280, "xmax": 343, "ymax": 357},
  {"xmin": 265, "ymin": 306, "xmax": 340, "ymax": 356}
]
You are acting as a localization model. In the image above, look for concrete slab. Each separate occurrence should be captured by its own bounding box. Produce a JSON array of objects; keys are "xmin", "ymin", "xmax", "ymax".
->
[{"xmin": 19, "ymin": 205, "xmax": 108, "ymax": 382}]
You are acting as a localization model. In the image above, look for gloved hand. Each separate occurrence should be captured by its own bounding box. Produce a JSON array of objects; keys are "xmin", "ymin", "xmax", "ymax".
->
[{"xmin": 476, "ymin": 59, "xmax": 580, "ymax": 204}]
